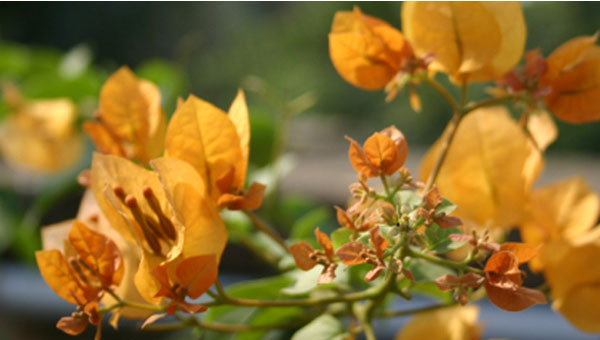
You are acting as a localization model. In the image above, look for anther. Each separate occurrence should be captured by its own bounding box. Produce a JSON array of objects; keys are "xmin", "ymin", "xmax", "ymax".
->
[
  {"xmin": 69, "ymin": 258, "xmax": 90, "ymax": 286},
  {"xmin": 143, "ymin": 186, "xmax": 176, "ymax": 240},
  {"xmin": 112, "ymin": 184, "xmax": 126, "ymax": 203},
  {"xmin": 125, "ymin": 195, "xmax": 162, "ymax": 255}
]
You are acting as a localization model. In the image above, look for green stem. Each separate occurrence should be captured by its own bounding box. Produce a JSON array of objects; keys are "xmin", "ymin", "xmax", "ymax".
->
[
  {"xmin": 424, "ymin": 112, "xmax": 462, "ymax": 192},
  {"xmin": 462, "ymin": 95, "xmax": 515, "ymax": 116},
  {"xmin": 243, "ymin": 210, "xmax": 288, "ymax": 252},
  {"xmin": 376, "ymin": 302, "xmax": 456, "ymax": 318},
  {"xmin": 421, "ymin": 76, "xmax": 459, "ymax": 113},
  {"xmin": 407, "ymin": 247, "xmax": 484, "ymax": 275},
  {"xmin": 380, "ymin": 174, "xmax": 391, "ymax": 198}
]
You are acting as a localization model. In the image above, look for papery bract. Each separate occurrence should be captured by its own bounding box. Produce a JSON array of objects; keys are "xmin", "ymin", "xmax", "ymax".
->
[
  {"xmin": 540, "ymin": 235, "xmax": 600, "ymax": 332},
  {"xmin": 86, "ymin": 66, "xmax": 167, "ymax": 164},
  {"xmin": 0, "ymin": 85, "xmax": 83, "ymax": 173},
  {"xmin": 395, "ymin": 305, "xmax": 481, "ymax": 340},
  {"xmin": 329, "ymin": 6, "xmax": 413, "ymax": 90},
  {"xmin": 420, "ymin": 107, "xmax": 543, "ymax": 229},
  {"xmin": 521, "ymin": 176, "xmax": 599, "ymax": 271},
  {"xmin": 164, "ymin": 92, "xmax": 265, "ymax": 210},
  {"xmin": 540, "ymin": 34, "xmax": 600, "ymax": 123},
  {"xmin": 402, "ymin": 1, "xmax": 526, "ymax": 83}
]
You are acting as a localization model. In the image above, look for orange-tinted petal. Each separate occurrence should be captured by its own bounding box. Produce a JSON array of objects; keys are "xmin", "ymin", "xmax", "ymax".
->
[
  {"xmin": 485, "ymin": 281, "xmax": 547, "ymax": 312},
  {"xmin": 176, "ymin": 255, "xmax": 218, "ymax": 299},
  {"xmin": 329, "ymin": 7, "xmax": 412, "ymax": 90},
  {"xmin": 336, "ymin": 242, "xmax": 367, "ymax": 266},
  {"xmin": 346, "ymin": 136, "xmax": 379, "ymax": 177},
  {"xmin": 363, "ymin": 132, "xmax": 402, "ymax": 176},
  {"xmin": 315, "ymin": 228, "xmax": 334, "ymax": 259},
  {"xmin": 289, "ymin": 241, "xmax": 318, "ymax": 271},
  {"xmin": 69, "ymin": 221, "xmax": 123, "ymax": 288}
]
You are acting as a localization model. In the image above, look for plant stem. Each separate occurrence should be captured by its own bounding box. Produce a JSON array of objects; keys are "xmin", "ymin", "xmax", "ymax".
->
[
  {"xmin": 243, "ymin": 210, "xmax": 288, "ymax": 252},
  {"xmin": 380, "ymin": 174, "xmax": 391, "ymax": 197},
  {"xmin": 407, "ymin": 247, "xmax": 484, "ymax": 275},
  {"xmin": 421, "ymin": 76, "xmax": 459, "ymax": 113},
  {"xmin": 376, "ymin": 302, "xmax": 456, "ymax": 318},
  {"xmin": 424, "ymin": 112, "xmax": 462, "ymax": 191},
  {"xmin": 462, "ymin": 95, "xmax": 514, "ymax": 116}
]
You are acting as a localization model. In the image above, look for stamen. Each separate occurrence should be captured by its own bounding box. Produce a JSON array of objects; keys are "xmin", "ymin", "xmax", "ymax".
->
[
  {"xmin": 69, "ymin": 258, "xmax": 90, "ymax": 286},
  {"xmin": 143, "ymin": 186, "xmax": 176, "ymax": 240},
  {"xmin": 125, "ymin": 195, "xmax": 162, "ymax": 255},
  {"xmin": 112, "ymin": 184, "xmax": 126, "ymax": 203}
]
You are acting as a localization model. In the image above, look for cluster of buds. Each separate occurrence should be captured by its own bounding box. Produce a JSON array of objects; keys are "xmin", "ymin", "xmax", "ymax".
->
[{"xmin": 417, "ymin": 186, "xmax": 463, "ymax": 230}]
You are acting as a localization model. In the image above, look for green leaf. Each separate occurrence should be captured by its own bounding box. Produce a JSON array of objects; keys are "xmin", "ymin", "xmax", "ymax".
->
[
  {"xmin": 394, "ymin": 190, "xmax": 422, "ymax": 210},
  {"xmin": 409, "ymin": 282, "xmax": 453, "ymax": 303},
  {"xmin": 407, "ymin": 259, "xmax": 454, "ymax": 282},
  {"xmin": 436, "ymin": 198, "xmax": 457, "ymax": 216},
  {"xmin": 290, "ymin": 314, "xmax": 343, "ymax": 340},
  {"xmin": 282, "ymin": 264, "xmax": 349, "ymax": 296},
  {"xmin": 330, "ymin": 228, "xmax": 353, "ymax": 249},
  {"xmin": 290, "ymin": 207, "xmax": 331, "ymax": 243},
  {"xmin": 425, "ymin": 224, "xmax": 464, "ymax": 254}
]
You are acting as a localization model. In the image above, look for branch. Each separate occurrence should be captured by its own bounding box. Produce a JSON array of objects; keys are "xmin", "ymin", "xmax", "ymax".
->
[
  {"xmin": 421, "ymin": 76, "xmax": 459, "ymax": 113},
  {"xmin": 376, "ymin": 302, "xmax": 456, "ymax": 318},
  {"xmin": 423, "ymin": 113, "xmax": 462, "ymax": 191},
  {"xmin": 407, "ymin": 247, "xmax": 484, "ymax": 275},
  {"xmin": 243, "ymin": 210, "xmax": 288, "ymax": 252}
]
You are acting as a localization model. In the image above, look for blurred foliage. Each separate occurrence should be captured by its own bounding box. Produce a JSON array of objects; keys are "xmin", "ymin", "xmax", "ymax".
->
[{"xmin": 1, "ymin": 2, "xmax": 599, "ymax": 152}]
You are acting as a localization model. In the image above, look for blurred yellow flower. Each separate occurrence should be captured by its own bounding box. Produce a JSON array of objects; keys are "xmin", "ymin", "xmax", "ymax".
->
[
  {"xmin": 540, "ymin": 231, "xmax": 600, "ymax": 333},
  {"xmin": 0, "ymin": 84, "xmax": 83, "ymax": 173},
  {"xmin": 540, "ymin": 34, "xmax": 600, "ymax": 123},
  {"xmin": 395, "ymin": 305, "xmax": 481, "ymax": 340},
  {"xmin": 420, "ymin": 106, "xmax": 543, "ymax": 230},
  {"xmin": 521, "ymin": 176, "xmax": 599, "ymax": 271},
  {"xmin": 402, "ymin": 1, "xmax": 526, "ymax": 83},
  {"xmin": 84, "ymin": 66, "xmax": 167, "ymax": 164}
]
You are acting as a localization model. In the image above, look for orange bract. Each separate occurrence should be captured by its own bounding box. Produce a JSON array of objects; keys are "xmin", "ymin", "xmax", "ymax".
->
[
  {"xmin": 36, "ymin": 222, "xmax": 123, "ymax": 307},
  {"xmin": 484, "ymin": 247, "xmax": 546, "ymax": 312},
  {"xmin": 69, "ymin": 221, "xmax": 124, "ymax": 289},
  {"xmin": 539, "ymin": 236, "xmax": 600, "ymax": 332},
  {"xmin": 395, "ymin": 305, "xmax": 481, "ymax": 340},
  {"xmin": 329, "ymin": 6, "xmax": 413, "ymax": 90},
  {"xmin": 521, "ymin": 176, "xmax": 599, "ymax": 271},
  {"xmin": 402, "ymin": 1, "xmax": 525, "ymax": 83},
  {"xmin": 420, "ymin": 107, "xmax": 543, "ymax": 229},
  {"xmin": 540, "ymin": 34, "xmax": 600, "ymax": 123},
  {"xmin": 89, "ymin": 66, "xmax": 167, "ymax": 164},
  {"xmin": 289, "ymin": 241, "xmax": 319, "ymax": 271},
  {"xmin": 347, "ymin": 126, "xmax": 409, "ymax": 178},
  {"xmin": 0, "ymin": 84, "xmax": 83, "ymax": 173},
  {"xmin": 164, "ymin": 92, "xmax": 265, "ymax": 211}
]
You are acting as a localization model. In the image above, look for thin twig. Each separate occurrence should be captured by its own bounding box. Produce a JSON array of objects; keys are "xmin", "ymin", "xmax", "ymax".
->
[
  {"xmin": 243, "ymin": 210, "xmax": 288, "ymax": 251},
  {"xmin": 376, "ymin": 302, "xmax": 456, "ymax": 318}
]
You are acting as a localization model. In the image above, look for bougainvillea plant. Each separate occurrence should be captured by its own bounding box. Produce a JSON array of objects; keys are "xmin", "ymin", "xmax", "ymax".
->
[{"xmin": 23, "ymin": 2, "xmax": 600, "ymax": 339}]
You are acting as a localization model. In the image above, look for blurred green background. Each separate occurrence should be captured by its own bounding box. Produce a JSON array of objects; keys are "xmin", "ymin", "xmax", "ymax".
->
[{"xmin": 1, "ymin": 2, "xmax": 600, "ymax": 152}]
